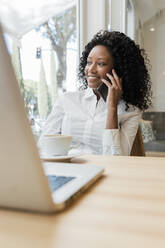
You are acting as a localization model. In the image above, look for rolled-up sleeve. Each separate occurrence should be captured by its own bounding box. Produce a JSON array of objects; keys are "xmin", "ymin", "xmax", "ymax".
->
[
  {"xmin": 102, "ymin": 108, "xmax": 142, "ymax": 156},
  {"xmin": 103, "ymin": 129, "xmax": 121, "ymax": 155}
]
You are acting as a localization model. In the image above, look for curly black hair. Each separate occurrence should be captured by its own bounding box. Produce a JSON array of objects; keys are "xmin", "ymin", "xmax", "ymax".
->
[{"xmin": 78, "ymin": 30, "xmax": 152, "ymax": 111}]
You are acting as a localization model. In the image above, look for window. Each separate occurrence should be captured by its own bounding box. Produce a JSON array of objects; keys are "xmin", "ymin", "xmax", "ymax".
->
[{"xmin": 5, "ymin": 4, "xmax": 78, "ymax": 139}]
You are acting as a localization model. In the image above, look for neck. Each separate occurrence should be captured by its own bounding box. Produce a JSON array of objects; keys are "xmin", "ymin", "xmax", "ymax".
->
[{"xmin": 93, "ymin": 89, "xmax": 100, "ymax": 101}]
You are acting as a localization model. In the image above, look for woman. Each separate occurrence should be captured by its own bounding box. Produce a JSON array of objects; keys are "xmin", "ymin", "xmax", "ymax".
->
[{"xmin": 39, "ymin": 30, "xmax": 152, "ymax": 156}]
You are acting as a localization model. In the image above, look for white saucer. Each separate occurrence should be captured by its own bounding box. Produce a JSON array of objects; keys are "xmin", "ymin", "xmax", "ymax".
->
[{"xmin": 40, "ymin": 153, "xmax": 83, "ymax": 162}]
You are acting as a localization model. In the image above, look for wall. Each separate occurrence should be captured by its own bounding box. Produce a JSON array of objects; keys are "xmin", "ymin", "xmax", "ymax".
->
[
  {"xmin": 134, "ymin": 0, "xmax": 165, "ymax": 112},
  {"xmin": 143, "ymin": 9, "xmax": 165, "ymax": 111}
]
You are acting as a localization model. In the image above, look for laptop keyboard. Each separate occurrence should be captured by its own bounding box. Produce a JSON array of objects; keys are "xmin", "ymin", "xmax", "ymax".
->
[{"xmin": 47, "ymin": 175, "xmax": 75, "ymax": 192}]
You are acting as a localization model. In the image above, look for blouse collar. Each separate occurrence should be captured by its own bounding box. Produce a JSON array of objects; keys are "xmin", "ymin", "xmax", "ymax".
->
[{"xmin": 84, "ymin": 87, "xmax": 96, "ymax": 99}]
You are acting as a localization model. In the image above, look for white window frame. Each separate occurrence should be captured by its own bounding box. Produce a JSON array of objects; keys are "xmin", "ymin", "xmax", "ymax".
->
[
  {"xmin": 109, "ymin": 0, "xmax": 126, "ymax": 33},
  {"xmin": 77, "ymin": 0, "xmax": 136, "ymax": 56},
  {"xmin": 78, "ymin": 0, "xmax": 107, "ymax": 55},
  {"xmin": 125, "ymin": 0, "xmax": 135, "ymax": 39}
]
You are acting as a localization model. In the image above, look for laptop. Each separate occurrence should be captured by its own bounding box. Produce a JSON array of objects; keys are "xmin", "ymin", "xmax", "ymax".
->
[{"xmin": 0, "ymin": 24, "xmax": 104, "ymax": 214}]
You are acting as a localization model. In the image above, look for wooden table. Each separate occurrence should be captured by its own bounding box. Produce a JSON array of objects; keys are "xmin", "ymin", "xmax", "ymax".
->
[{"xmin": 1, "ymin": 155, "xmax": 165, "ymax": 248}]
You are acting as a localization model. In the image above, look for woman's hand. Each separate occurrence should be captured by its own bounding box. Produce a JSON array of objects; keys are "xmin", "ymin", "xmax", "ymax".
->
[{"xmin": 102, "ymin": 69, "xmax": 122, "ymax": 109}]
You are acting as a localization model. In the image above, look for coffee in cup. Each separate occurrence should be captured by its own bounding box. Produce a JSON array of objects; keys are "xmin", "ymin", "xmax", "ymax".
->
[{"xmin": 42, "ymin": 134, "xmax": 72, "ymax": 156}]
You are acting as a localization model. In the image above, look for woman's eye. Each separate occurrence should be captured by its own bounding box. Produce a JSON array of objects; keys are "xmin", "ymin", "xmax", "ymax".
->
[
  {"xmin": 87, "ymin": 61, "xmax": 92, "ymax": 65},
  {"xmin": 98, "ymin": 63, "xmax": 106, "ymax": 66}
]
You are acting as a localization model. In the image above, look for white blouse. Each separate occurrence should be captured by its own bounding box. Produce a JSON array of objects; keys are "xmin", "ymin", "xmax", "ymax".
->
[{"xmin": 38, "ymin": 88, "xmax": 142, "ymax": 156}]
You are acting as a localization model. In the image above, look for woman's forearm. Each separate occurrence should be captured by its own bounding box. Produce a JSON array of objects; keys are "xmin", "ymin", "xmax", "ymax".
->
[{"xmin": 106, "ymin": 107, "xmax": 118, "ymax": 129}]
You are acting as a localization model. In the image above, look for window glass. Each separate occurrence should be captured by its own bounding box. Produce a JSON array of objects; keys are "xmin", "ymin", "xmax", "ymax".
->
[{"xmin": 5, "ymin": 4, "xmax": 77, "ymax": 139}]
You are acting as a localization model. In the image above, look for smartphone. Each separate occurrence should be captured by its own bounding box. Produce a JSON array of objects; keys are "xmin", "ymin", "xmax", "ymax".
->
[{"xmin": 97, "ymin": 73, "xmax": 112, "ymax": 102}]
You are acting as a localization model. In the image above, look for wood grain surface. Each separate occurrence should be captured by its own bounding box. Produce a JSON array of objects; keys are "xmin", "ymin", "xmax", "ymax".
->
[{"xmin": 1, "ymin": 155, "xmax": 165, "ymax": 248}]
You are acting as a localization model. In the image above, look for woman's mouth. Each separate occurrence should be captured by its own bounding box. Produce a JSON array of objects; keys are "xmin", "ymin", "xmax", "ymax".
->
[{"xmin": 87, "ymin": 75, "xmax": 100, "ymax": 82}]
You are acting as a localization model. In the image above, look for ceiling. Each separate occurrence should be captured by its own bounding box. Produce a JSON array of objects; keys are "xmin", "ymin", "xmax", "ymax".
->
[{"xmin": 134, "ymin": 0, "xmax": 165, "ymax": 24}]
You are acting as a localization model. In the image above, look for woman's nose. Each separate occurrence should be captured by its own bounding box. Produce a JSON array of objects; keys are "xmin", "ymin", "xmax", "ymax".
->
[{"xmin": 89, "ymin": 63, "xmax": 97, "ymax": 73}]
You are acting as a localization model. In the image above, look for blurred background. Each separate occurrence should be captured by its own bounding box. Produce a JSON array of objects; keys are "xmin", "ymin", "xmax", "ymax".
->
[{"xmin": 1, "ymin": 0, "xmax": 165, "ymax": 156}]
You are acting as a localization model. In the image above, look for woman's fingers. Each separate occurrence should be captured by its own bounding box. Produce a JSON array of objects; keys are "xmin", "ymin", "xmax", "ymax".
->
[
  {"xmin": 111, "ymin": 69, "xmax": 122, "ymax": 90},
  {"xmin": 102, "ymin": 69, "xmax": 122, "ymax": 93},
  {"xmin": 106, "ymin": 72, "xmax": 117, "ymax": 89},
  {"xmin": 105, "ymin": 71, "xmax": 122, "ymax": 92},
  {"xmin": 101, "ymin": 78, "xmax": 112, "ymax": 88}
]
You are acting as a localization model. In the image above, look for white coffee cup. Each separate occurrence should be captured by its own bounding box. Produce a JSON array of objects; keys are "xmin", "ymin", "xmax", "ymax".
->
[{"xmin": 42, "ymin": 134, "xmax": 72, "ymax": 156}]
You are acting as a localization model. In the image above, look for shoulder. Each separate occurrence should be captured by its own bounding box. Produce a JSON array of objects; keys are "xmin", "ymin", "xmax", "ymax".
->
[{"xmin": 118, "ymin": 99, "xmax": 142, "ymax": 116}]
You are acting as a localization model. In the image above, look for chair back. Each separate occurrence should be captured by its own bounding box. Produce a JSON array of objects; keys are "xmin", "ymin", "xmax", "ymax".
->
[{"xmin": 130, "ymin": 126, "xmax": 145, "ymax": 156}]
